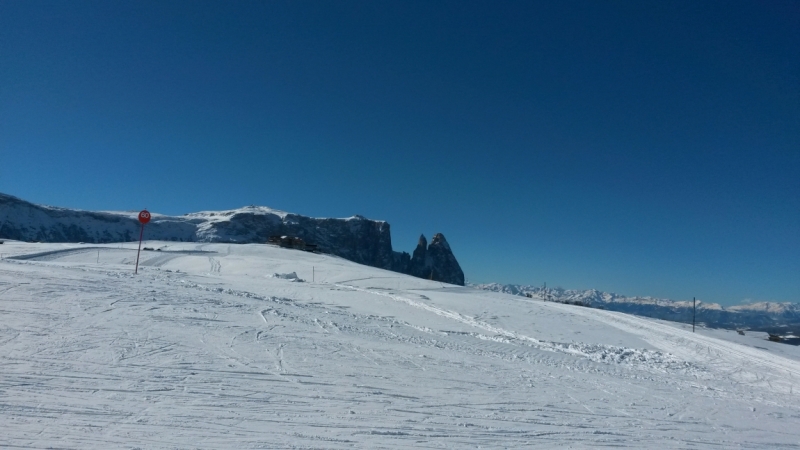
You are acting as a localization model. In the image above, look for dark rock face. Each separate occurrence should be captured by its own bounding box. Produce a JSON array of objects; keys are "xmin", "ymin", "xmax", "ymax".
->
[
  {"xmin": 0, "ymin": 192, "xmax": 465, "ymax": 285},
  {"xmin": 426, "ymin": 233, "xmax": 465, "ymax": 285},
  {"xmin": 195, "ymin": 209, "xmax": 396, "ymax": 270},
  {"xmin": 408, "ymin": 235, "xmax": 429, "ymax": 278},
  {"xmin": 398, "ymin": 233, "xmax": 464, "ymax": 285}
]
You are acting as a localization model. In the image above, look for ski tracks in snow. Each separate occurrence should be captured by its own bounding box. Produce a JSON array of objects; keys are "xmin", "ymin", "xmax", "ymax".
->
[
  {"xmin": 208, "ymin": 256, "xmax": 221, "ymax": 273},
  {"xmin": 535, "ymin": 300, "xmax": 800, "ymax": 399},
  {"xmin": 336, "ymin": 284, "xmax": 701, "ymax": 375},
  {"xmin": 4, "ymin": 245, "xmax": 800, "ymax": 449}
]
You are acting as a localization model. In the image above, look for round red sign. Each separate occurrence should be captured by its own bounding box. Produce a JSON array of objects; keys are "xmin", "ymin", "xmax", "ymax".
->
[{"xmin": 138, "ymin": 210, "xmax": 151, "ymax": 224}]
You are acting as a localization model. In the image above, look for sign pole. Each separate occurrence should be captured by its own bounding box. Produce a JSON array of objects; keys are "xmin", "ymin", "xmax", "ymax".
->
[
  {"xmin": 135, "ymin": 223, "xmax": 144, "ymax": 274},
  {"xmin": 134, "ymin": 210, "xmax": 151, "ymax": 274}
]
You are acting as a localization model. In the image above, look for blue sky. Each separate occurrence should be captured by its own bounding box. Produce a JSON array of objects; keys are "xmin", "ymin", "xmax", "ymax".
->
[{"xmin": 1, "ymin": 1, "xmax": 798, "ymax": 305}]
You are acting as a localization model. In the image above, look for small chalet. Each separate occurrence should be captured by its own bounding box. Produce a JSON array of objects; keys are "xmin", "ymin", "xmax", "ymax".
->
[{"xmin": 268, "ymin": 235, "xmax": 318, "ymax": 252}]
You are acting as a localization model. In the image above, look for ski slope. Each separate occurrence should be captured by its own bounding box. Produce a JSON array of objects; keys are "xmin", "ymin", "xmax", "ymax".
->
[{"xmin": 1, "ymin": 241, "xmax": 799, "ymax": 448}]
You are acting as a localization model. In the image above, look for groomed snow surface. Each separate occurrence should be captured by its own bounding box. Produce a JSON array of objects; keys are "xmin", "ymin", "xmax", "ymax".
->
[{"xmin": 1, "ymin": 241, "xmax": 799, "ymax": 449}]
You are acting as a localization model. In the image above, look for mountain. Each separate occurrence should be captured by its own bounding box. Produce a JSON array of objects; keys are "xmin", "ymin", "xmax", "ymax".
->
[
  {"xmin": 392, "ymin": 233, "xmax": 465, "ymax": 286},
  {"xmin": 0, "ymin": 192, "xmax": 464, "ymax": 285},
  {"xmin": 470, "ymin": 283, "xmax": 800, "ymax": 334}
]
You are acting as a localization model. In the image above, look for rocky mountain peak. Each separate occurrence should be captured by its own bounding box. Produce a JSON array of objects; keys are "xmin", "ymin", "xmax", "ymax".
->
[
  {"xmin": 425, "ymin": 233, "xmax": 464, "ymax": 286},
  {"xmin": 430, "ymin": 233, "xmax": 451, "ymax": 251},
  {"xmin": 411, "ymin": 234, "xmax": 427, "ymax": 262},
  {"xmin": 402, "ymin": 232, "xmax": 464, "ymax": 285}
]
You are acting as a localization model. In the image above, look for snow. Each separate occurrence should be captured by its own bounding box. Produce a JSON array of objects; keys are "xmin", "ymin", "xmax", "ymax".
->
[
  {"xmin": 1, "ymin": 240, "xmax": 799, "ymax": 448},
  {"xmin": 185, "ymin": 205, "xmax": 292, "ymax": 221},
  {"xmin": 271, "ymin": 271, "xmax": 305, "ymax": 282},
  {"xmin": 471, "ymin": 282, "xmax": 800, "ymax": 332}
]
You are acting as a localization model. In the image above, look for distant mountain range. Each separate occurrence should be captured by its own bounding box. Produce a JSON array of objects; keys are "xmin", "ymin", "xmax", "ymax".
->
[
  {"xmin": 470, "ymin": 283, "xmax": 800, "ymax": 335},
  {"xmin": 0, "ymin": 192, "xmax": 464, "ymax": 285}
]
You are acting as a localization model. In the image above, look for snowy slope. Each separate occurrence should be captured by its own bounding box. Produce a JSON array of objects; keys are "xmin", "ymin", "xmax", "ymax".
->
[
  {"xmin": 1, "ymin": 241, "xmax": 799, "ymax": 448},
  {"xmin": 472, "ymin": 282, "xmax": 800, "ymax": 334}
]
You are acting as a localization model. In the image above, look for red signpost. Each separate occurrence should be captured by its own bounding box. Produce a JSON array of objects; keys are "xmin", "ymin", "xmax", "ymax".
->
[{"xmin": 134, "ymin": 210, "xmax": 151, "ymax": 274}]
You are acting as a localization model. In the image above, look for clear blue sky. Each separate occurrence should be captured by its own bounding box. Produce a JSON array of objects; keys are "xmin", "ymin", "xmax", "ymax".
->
[{"xmin": 1, "ymin": 1, "xmax": 798, "ymax": 305}]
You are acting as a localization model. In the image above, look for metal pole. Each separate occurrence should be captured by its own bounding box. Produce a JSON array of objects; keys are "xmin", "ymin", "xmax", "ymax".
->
[
  {"xmin": 135, "ymin": 223, "xmax": 144, "ymax": 274},
  {"xmin": 692, "ymin": 297, "xmax": 696, "ymax": 332},
  {"xmin": 312, "ymin": 266, "xmax": 315, "ymax": 282}
]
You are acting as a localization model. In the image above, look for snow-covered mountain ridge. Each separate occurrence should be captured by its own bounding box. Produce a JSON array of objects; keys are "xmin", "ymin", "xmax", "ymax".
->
[
  {"xmin": 0, "ymin": 192, "xmax": 464, "ymax": 285},
  {"xmin": 470, "ymin": 282, "xmax": 800, "ymax": 333}
]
